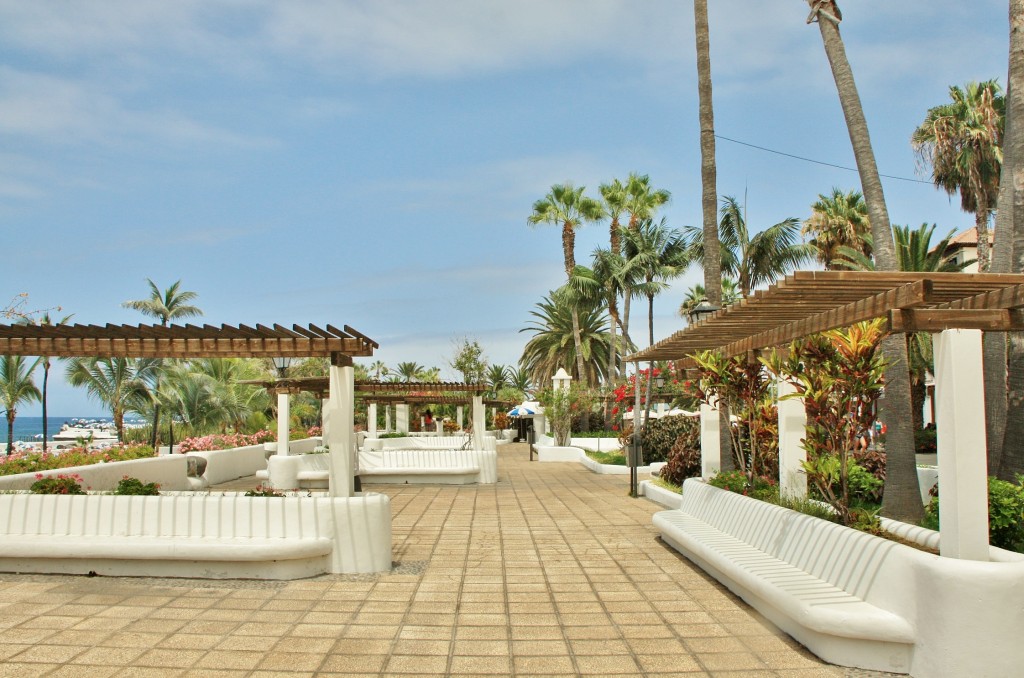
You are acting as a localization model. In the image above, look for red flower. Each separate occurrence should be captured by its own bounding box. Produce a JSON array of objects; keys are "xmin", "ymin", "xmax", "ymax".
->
[{"xmin": 611, "ymin": 425, "xmax": 619, "ymax": 431}]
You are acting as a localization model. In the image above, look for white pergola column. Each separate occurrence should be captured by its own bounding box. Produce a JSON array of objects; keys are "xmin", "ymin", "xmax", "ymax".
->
[
  {"xmin": 385, "ymin": 404, "xmax": 392, "ymax": 433},
  {"xmin": 457, "ymin": 407, "xmax": 464, "ymax": 430},
  {"xmin": 472, "ymin": 395, "xmax": 485, "ymax": 450},
  {"xmin": 396, "ymin": 404, "xmax": 409, "ymax": 434},
  {"xmin": 700, "ymin": 401, "xmax": 721, "ymax": 479},
  {"xmin": 276, "ymin": 390, "xmax": 290, "ymax": 457},
  {"xmin": 776, "ymin": 379, "xmax": 807, "ymax": 499},
  {"xmin": 326, "ymin": 356, "xmax": 355, "ymax": 498},
  {"xmin": 367, "ymin": 402, "xmax": 378, "ymax": 438},
  {"xmin": 934, "ymin": 328, "xmax": 990, "ymax": 561}
]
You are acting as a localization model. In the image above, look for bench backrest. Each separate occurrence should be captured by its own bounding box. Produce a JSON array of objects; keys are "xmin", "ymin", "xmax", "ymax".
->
[
  {"xmin": 0, "ymin": 494, "xmax": 326, "ymax": 540},
  {"xmin": 679, "ymin": 478, "xmax": 915, "ymax": 611},
  {"xmin": 377, "ymin": 436, "xmax": 496, "ymax": 452}
]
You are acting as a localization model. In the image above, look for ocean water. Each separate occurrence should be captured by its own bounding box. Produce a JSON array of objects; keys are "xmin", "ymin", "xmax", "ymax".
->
[{"xmin": 3, "ymin": 416, "xmax": 113, "ymax": 443}]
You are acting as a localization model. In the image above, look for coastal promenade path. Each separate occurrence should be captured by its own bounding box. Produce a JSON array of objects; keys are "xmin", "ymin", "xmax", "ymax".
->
[{"xmin": 0, "ymin": 444, "xmax": 886, "ymax": 677}]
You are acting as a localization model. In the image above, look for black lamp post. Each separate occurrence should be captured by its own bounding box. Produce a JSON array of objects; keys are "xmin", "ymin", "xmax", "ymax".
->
[
  {"xmin": 272, "ymin": 357, "xmax": 295, "ymax": 456},
  {"xmin": 687, "ymin": 299, "xmax": 720, "ymax": 326}
]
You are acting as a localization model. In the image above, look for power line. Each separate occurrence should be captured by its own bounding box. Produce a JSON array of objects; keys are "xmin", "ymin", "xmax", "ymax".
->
[{"xmin": 715, "ymin": 134, "xmax": 933, "ymax": 185}]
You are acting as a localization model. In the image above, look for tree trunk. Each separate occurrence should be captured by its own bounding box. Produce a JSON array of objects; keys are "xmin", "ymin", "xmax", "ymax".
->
[
  {"xmin": 809, "ymin": 1, "xmax": 922, "ymax": 521},
  {"xmin": 1002, "ymin": 0, "xmax": 1024, "ymax": 480},
  {"xmin": 976, "ymin": 208, "xmax": 992, "ymax": 272},
  {"xmin": 6, "ymin": 414, "xmax": 13, "ymax": 455},
  {"xmin": 695, "ymin": 0, "xmax": 722, "ymax": 308},
  {"xmin": 910, "ymin": 377, "xmax": 926, "ymax": 436},
  {"xmin": 41, "ymin": 362, "xmax": 48, "ymax": 454},
  {"xmin": 986, "ymin": 77, "xmax": 1013, "ymax": 474}
]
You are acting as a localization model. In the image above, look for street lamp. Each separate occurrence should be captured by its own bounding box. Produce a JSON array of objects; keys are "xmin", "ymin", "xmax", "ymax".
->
[
  {"xmin": 687, "ymin": 299, "xmax": 720, "ymax": 326},
  {"xmin": 552, "ymin": 367, "xmax": 572, "ymax": 392},
  {"xmin": 272, "ymin": 357, "xmax": 295, "ymax": 457}
]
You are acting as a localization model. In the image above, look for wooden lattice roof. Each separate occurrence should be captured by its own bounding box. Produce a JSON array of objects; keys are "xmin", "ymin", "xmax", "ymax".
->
[
  {"xmin": 0, "ymin": 323, "xmax": 377, "ymax": 359},
  {"xmin": 241, "ymin": 378, "xmax": 492, "ymax": 400},
  {"xmin": 628, "ymin": 271, "xmax": 1024, "ymax": 366}
]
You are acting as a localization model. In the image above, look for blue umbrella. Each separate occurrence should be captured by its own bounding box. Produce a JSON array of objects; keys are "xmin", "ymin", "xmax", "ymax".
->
[{"xmin": 508, "ymin": 404, "xmax": 536, "ymax": 417}]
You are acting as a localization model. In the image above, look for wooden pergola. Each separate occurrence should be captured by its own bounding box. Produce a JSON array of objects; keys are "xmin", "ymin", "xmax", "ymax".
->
[
  {"xmin": 0, "ymin": 323, "xmax": 377, "ymax": 359},
  {"xmin": 0, "ymin": 321, "xmax": 377, "ymax": 498},
  {"xmin": 626, "ymin": 270, "xmax": 1024, "ymax": 562},
  {"xmin": 628, "ymin": 271, "xmax": 1024, "ymax": 366}
]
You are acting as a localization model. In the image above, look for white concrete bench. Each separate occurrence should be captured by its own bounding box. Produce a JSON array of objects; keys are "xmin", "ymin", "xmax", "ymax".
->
[
  {"xmin": 655, "ymin": 478, "xmax": 1024, "ymax": 677},
  {"xmin": 365, "ymin": 435, "xmax": 496, "ymax": 452},
  {"xmin": 359, "ymin": 448, "xmax": 496, "ymax": 485},
  {"xmin": 186, "ymin": 444, "xmax": 268, "ymax": 489},
  {"xmin": 0, "ymin": 492, "xmax": 392, "ymax": 579},
  {"xmin": 656, "ymin": 478, "xmax": 914, "ymax": 672}
]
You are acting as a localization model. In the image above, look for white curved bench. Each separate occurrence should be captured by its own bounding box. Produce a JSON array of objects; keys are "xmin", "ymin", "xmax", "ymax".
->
[
  {"xmin": 655, "ymin": 478, "xmax": 1024, "ymax": 678},
  {"xmin": 265, "ymin": 448, "xmax": 497, "ymax": 489},
  {"xmin": 0, "ymin": 492, "xmax": 392, "ymax": 579}
]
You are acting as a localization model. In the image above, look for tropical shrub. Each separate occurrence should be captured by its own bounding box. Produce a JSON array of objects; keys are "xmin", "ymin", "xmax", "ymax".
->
[
  {"xmin": 923, "ymin": 475, "xmax": 1024, "ymax": 553},
  {"xmin": 0, "ymin": 445, "xmax": 155, "ymax": 477},
  {"xmin": 443, "ymin": 419, "xmax": 460, "ymax": 433},
  {"xmin": 708, "ymin": 470, "xmax": 777, "ymax": 501},
  {"xmin": 537, "ymin": 384, "xmax": 594, "ymax": 447},
  {"xmin": 30, "ymin": 473, "xmax": 86, "ymax": 495},
  {"xmin": 641, "ymin": 414, "xmax": 700, "ymax": 466},
  {"xmin": 493, "ymin": 411, "xmax": 510, "ymax": 431},
  {"xmin": 658, "ymin": 434, "xmax": 702, "ymax": 486},
  {"xmin": 177, "ymin": 430, "xmax": 273, "ymax": 453},
  {"xmin": 114, "ymin": 476, "xmax": 160, "ymax": 495},
  {"xmin": 915, "ymin": 426, "xmax": 937, "ymax": 455},
  {"xmin": 245, "ymin": 484, "xmax": 285, "ymax": 497},
  {"xmin": 380, "ymin": 432, "xmax": 408, "ymax": 439},
  {"xmin": 764, "ymin": 320, "xmax": 886, "ymax": 526}
]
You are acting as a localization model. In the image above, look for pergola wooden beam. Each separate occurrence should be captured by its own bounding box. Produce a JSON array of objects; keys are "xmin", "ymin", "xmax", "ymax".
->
[
  {"xmin": 0, "ymin": 323, "xmax": 377, "ymax": 359},
  {"xmin": 888, "ymin": 309, "xmax": 1024, "ymax": 332}
]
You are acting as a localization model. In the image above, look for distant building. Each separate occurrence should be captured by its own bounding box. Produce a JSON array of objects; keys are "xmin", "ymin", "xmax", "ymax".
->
[{"xmin": 940, "ymin": 226, "xmax": 992, "ymax": 273}]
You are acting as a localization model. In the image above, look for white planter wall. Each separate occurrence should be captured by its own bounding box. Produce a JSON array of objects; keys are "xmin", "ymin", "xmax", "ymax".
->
[{"xmin": 0, "ymin": 455, "xmax": 190, "ymax": 492}]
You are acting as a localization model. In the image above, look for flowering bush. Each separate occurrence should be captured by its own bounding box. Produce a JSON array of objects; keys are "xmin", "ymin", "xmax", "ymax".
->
[
  {"xmin": 493, "ymin": 412, "xmax": 510, "ymax": 430},
  {"xmin": 0, "ymin": 445, "xmax": 155, "ymax": 477},
  {"xmin": 30, "ymin": 473, "xmax": 86, "ymax": 495},
  {"xmin": 443, "ymin": 419, "xmax": 460, "ymax": 433},
  {"xmin": 306, "ymin": 425, "xmax": 323, "ymax": 438},
  {"xmin": 113, "ymin": 476, "xmax": 160, "ymax": 495},
  {"xmin": 177, "ymin": 430, "xmax": 273, "ymax": 453},
  {"xmin": 245, "ymin": 483, "xmax": 285, "ymax": 497}
]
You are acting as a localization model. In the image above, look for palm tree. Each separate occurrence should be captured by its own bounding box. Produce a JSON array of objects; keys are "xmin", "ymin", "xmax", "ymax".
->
[
  {"xmin": 519, "ymin": 288, "xmax": 611, "ymax": 388},
  {"xmin": 599, "ymin": 178, "xmax": 627, "ymax": 256},
  {"xmin": 803, "ymin": 188, "xmax": 871, "ymax": 269},
  {"xmin": 528, "ymin": 183, "xmax": 604, "ymax": 386},
  {"xmin": 17, "ymin": 312, "xmax": 73, "ymax": 452},
  {"xmin": 395, "ymin": 361, "xmax": 424, "ymax": 382},
  {"xmin": 807, "ymin": 0, "xmax": 923, "ymax": 521},
  {"xmin": 620, "ymin": 174, "xmax": 671, "ymax": 343},
  {"xmin": 912, "ymin": 80, "xmax": 1004, "ymax": 271},
  {"xmin": 678, "ymin": 279, "xmax": 741, "ymax": 319},
  {"xmin": 123, "ymin": 279, "xmax": 203, "ymax": 447},
  {"xmin": 0, "ymin": 355, "xmax": 41, "ymax": 455},
  {"xmin": 66, "ymin": 357, "xmax": 157, "ymax": 440},
  {"xmin": 685, "ymin": 196, "xmax": 814, "ymax": 296},
  {"xmin": 506, "ymin": 367, "xmax": 533, "ymax": 398},
  {"xmin": 368, "ymin": 360, "xmax": 390, "ymax": 381},
  {"xmin": 190, "ymin": 358, "xmax": 270, "ymax": 432},
  {"xmin": 622, "ymin": 218, "xmax": 689, "ymax": 347},
  {"xmin": 694, "ymin": 0, "xmax": 724, "ymax": 311},
  {"xmin": 590, "ymin": 247, "xmax": 635, "ymax": 380},
  {"xmin": 485, "ymin": 364, "xmax": 510, "ymax": 398}
]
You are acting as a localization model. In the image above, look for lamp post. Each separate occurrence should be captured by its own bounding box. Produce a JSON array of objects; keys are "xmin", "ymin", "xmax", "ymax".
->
[
  {"xmin": 687, "ymin": 299, "xmax": 720, "ymax": 326},
  {"xmin": 272, "ymin": 356, "xmax": 294, "ymax": 457}
]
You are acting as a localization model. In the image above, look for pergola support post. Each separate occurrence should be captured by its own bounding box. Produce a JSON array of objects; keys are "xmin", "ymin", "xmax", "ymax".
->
[
  {"xmin": 367, "ymin": 402, "xmax": 378, "ymax": 439},
  {"xmin": 396, "ymin": 404, "xmax": 409, "ymax": 434},
  {"xmin": 457, "ymin": 407, "xmax": 464, "ymax": 431},
  {"xmin": 776, "ymin": 379, "xmax": 807, "ymax": 499},
  {"xmin": 276, "ymin": 390, "xmax": 290, "ymax": 457},
  {"xmin": 472, "ymin": 396, "xmax": 485, "ymax": 450},
  {"xmin": 700, "ymin": 401, "xmax": 721, "ymax": 479},
  {"xmin": 326, "ymin": 354, "xmax": 355, "ymax": 498},
  {"xmin": 934, "ymin": 329, "xmax": 990, "ymax": 560}
]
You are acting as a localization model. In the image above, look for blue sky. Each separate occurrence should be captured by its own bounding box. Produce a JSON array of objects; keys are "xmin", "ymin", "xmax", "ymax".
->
[{"xmin": 0, "ymin": 0, "xmax": 1009, "ymax": 416}]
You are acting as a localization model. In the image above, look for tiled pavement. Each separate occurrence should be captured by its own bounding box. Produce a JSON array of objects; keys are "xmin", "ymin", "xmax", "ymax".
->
[{"xmin": 0, "ymin": 444, "xmax": 890, "ymax": 677}]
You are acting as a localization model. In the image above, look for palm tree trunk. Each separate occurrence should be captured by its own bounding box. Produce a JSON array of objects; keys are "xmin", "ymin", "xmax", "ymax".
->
[
  {"xmin": 695, "ymin": 0, "xmax": 723, "ymax": 307},
  {"xmin": 809, "ymin": 0, "xmax": 922, "ymax": 521},
  {"xmin": 1001, "ymin": 0, "xmax": 1024, "ymax": 480},
  {"xmin": 6, "ymin": 414, "xmax": 13, "ymax": 455},
  {"xmin": 41, "ymin": 363, "xmax": 48, "ymax": 454},
  {"xmin": 986, "ymin": 78, "xmax": 1013, "ymax": 474},
  {"xmin": 976, "ymin": 209, "xmax": 992, "ymax": 272}
]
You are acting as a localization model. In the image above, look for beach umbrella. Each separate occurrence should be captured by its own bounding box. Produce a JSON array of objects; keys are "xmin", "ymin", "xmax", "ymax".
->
[{"xmin": 507, "ymin": 403, "xmax": 536, "ymax": 417}]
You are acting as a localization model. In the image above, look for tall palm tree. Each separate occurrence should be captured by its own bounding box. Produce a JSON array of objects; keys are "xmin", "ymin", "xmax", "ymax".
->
[
  {"xmin": 803, "ymin": 188, "xmax": 871, "ymax": 269},
  {"xmin": 528, "ymin": 183, "xmax": 604, "ymax": 387},
  {"xmin": 620, "ymin": 174, "xmax": 671, "ymax": 343},
  {"xmin": 622, "ymin": 219, "xmax": 689, "ymax": 347},
  {"xmin": 912, "ymin": 80, "xmax": 1004, "ymax": 271},
  {"xmin": 678, "ymin": 279, "xmax": 741, "ymax": 319},
  {"xmin": 506, "ymin": 367, "xmax": 533, "ymax": 398},
  {"xmin": 996, "ymin": 0, "xmax": 1024, "ymax": 481},
  {"xmin": 190, "ymin": 358, "xmax": 270, "ymax": 432},
  {"xmin": 485, "ymin": 364, "xmax": 510, "ymax": 398},
  {"xmin": 395, "ymin": 362, "xmax": 424, "ymax": 382},
  {"xmin": 17, "ymin": 312, "xmax": 73, "ymax": 452},
  {"xmin": 807, "ymin": 0, "xmax": 922, "ymax": 521},
  {"xmin": 694, "ymin": 0, "xmax": 724, "ymax": 311},
  {"xmin": 519, "ymin": 288, "xmax": 611, "ymax": 388},
  {"xmin": 65, "ymin": 357, "xmax": 157, "ymax": 440},
  {"xmin": 599, "ymin": 178, "xmax": 627, "ymax": 256},
  {"xmin": 591, "ymin": 247, "xmax": 634, "ymax": 380},
  {"xmin": 685, "ymin": 196, "xmax": 814, "ymax": 296},
  {"xmin": 368, "ymin": 360, "xmax": 390, "ymax": 381},
  {"xmin": 0, "ymin": 355, "xmax": 41, "ymax": 455},
  {"xmin": 123, "ymin": 279, "xmax": 203, "ymax": 447}
]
